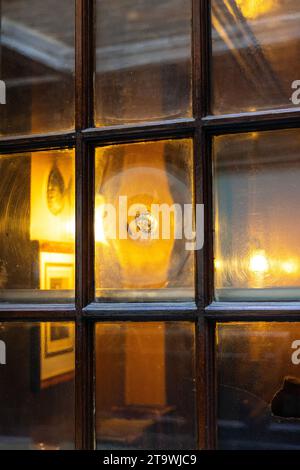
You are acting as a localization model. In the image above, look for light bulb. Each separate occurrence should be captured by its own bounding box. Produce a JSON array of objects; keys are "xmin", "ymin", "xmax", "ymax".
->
[{"xmin": 249, "ymin": 250, "xmax": 269, "ymax": 274}]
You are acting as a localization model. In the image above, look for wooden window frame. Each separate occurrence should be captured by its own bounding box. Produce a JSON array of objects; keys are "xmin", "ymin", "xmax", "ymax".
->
[{"xmin": 0, "ymin": 0, "xmax": 300, "ymax": 450}]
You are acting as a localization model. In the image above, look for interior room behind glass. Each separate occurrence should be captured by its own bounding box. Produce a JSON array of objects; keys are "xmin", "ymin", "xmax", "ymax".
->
[
  {"xmin": 95, "ymin": 0, "xmax": 192, "ymax": 125},
  {"xmin": 0, "ymin": 0, "xmax": 75, "ymax": 136},
  {"xmin": 211, "ymin": 0, "xmax": 300, "ymax": 114},
  {"xmin": 0, "ymin": 150, "xmax": 75, "ymax": 302},
  {"xmin": 214, "ymin": 128, "xmax": 300, "ymax": 301},
  {"xmin": 95, "ymin": 322, "xmax": 196, "ymax": 450}
]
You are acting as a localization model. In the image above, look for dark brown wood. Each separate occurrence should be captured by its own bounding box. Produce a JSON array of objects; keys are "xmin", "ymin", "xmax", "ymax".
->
[
  {"xmin": 199, "ymin": 0, "xmax": 212, "ymax": 118},
  {"xmin": 202, "ymin": 132, "xmax": 214, "ymax": 307},
  {"xmin": 75, "ymin": 0, "xmax": 94, "ymax": 130},
  {"xmin": 196, "ymin": 0, "xmax": 215, "ymax": 450},
  {"xmin": 194, "ymin": 127, "xmax": 203, "ymax": 307},
  {"xmin": 76, "ymin": 138, "xmax": 94, "ymax": 311},
  {"xmin": 82, "ymin": 118, "xmax": 196, "ymax": 143},
  {"xmin": 192, "ymin": 0, "xmax": 201, "ymax": 119},
  {"xmin": 196, "ymin": 314, "xmax": 216, "ymax": 449},
  {"xmin": 75, "ymin": 0, "xmax": 95, "ymax": 450},
  {"xmin": 206, "ymin": 316, "xmax": 217, "ymax": 449},
  {"xmin": 0, "ymin": 132, "xmax": 75, "ymax": 153},
  {"xmin": 2, "ymin": 0, "xmax": 300, "ymax": 453},
  {"xmin": 196, "ymin": 315, "xmax": 206, "ymax": 449},
  {"xmin": 0, "ymin": 309, "xmax": 76, "ymax": 321},
  {"xmin": 203, "ymin": 107, "xmax": 300, "ymax": 134},
  {"xmin": 75, "ymin": 319, "xmax": 95, "ymax": 449}
]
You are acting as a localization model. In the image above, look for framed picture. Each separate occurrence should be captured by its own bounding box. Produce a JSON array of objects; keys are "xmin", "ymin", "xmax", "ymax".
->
[
  {"xmin": 39, "ymin": 322, "xmax": 75, "ymax": 388},
  {"xmin": 28, "ymin": 251, "xmax": 76, "ymax": 389},
  {"xmin": 40, "ymin": 251, "xmax": 75, "ymax": 291}
]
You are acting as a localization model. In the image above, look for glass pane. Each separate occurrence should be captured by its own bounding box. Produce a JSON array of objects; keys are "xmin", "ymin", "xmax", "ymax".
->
[
  {"xmin": 217, "ymin": 322, "xmax": 300, "ymax": 450},
  {"xmin": 95, "ymin": 322, "xmax": 196, "ymax": 450},
  {"xmin": 95, "ymin": 139, "xmax": 195, "ymax": 302},
  {"xmin": 211, "ymin": 0, "xmax": 300, "ymax": 114},
  {"xmin": 95, "ymin": 0, "xmax": 192, "ymax": 126},
  {"xmin": 0, "ymin": 322, "xmax": 75, "ymax": 449},
  {"xmin": 0, "ymin": 149, "xmax": 75, "ymax": 303},
  {"xmin": 0, "ymin": 0, "xmax": 75, "ymax": 136},
  {"xmin": 214, "ymin": 129, "xmax": 300, "ymax": 301}
]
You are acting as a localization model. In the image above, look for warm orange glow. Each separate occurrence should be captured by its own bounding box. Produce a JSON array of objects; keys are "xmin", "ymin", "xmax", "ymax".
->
[
  {"xmin": 29, "ymin": 151, "xmax": 75, "ymax": 292},
  {"xmin": 281, "ymin": 260, "xmax": 298, "ymax": 275},
  {"xmin": 94, "ymin": 140, "xmax": 194, "ymax": 299},
  {"xmin": 95, "ymin": 142, "xmax": 177, "ymax": 289},
  {"xmin": 125, "ymin": 323, "xmax": 166, "ymax": 406},
  {"xmin": 115, "ymin": 143, "xmax": 175, "ymax": 288},
  {"xmin": 95, "ymin": 195, "xmax": 109, "ymax": 245},
  {"xmin": 216, "ymin": 250, "xmax": 300, "ymax": 290},
  {"xmin": 30, "ymin": 152, "xmax": 75, "ymax": 243},
  {"xmin": 214, "ymin": 259, "xmax": 223, "ymax": 271},
  {"xmin": 249, "ymin": 250, "xmax": 269, "ymax": 274},
  {"xmin": 39, "ymin": 252, "xmax": 74, "ymax": 290},
  {"xmin": 236, "ymin": 0, "xmax": 275, "ymax": 19}
]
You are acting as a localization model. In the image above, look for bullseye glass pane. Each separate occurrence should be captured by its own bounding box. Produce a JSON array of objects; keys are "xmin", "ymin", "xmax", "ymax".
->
[{"xmin": 95, "ymin": 139, "xmax": 195, "ymax": 302}]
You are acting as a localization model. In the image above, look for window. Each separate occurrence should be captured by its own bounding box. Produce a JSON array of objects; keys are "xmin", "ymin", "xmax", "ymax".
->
[{"xmin": 1, "ymin": 0, "xmax": 300, "ymax": 450}]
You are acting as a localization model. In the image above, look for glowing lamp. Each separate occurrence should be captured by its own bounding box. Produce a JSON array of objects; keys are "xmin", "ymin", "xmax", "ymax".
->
[
  {"xmin": 249, "ymin": 250, "xmax": 269, "ymax": 274},
  {"xmin": 95, "ymin": 140, "xmax": 194, "ymax": 299}
]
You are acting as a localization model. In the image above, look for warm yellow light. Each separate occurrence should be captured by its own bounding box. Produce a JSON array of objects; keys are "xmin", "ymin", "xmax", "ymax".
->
[
  {"xmin": 236, "ymin": 0, "xmax": 275, "ymax": 19},
  {"xmin": 95, "ymin": 195, "xmax": 109, "ymax": 245},
  {"xmin": 65, "ymin": 217, "xmax": 75, "ymax": 239},
  {"xmin": 214, "ymin": 259, "xmax": 222, "ymax": 271},
  {"xmin": 101, "ymin": 142, "xmax": 176, "ymax": 289},
  {"xmin": 30, "ymin": 152, "xmax": 75, "ymax": 243},
  {"xmin": 282, "ymin": 260, "xmax": 298, "ymax": 275},
  {"xmin": 249, "ymin": 251, "xmax": 269, "ymax": 274},
  {"xmin": 39, "ymin": 252, "xmax": 75, "ymax": 290}
]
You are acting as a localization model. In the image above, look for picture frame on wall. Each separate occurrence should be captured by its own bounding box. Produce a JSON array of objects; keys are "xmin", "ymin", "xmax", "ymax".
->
[
  {"xmin": 31, "ymin": 321, "xmax": 75, "ymax": 390},
  {"xmin": 39, "ymin": 322, "xmax": 75, "ymax": 388}
]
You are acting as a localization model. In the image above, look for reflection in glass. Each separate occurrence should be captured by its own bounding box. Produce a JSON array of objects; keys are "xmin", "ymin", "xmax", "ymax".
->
[
  {"xmin": 95, "ymin": 322, "xmax": 196, "ymax": 450},
  {"xmin": 0, "ymin": 322, "xmax": 75, "ymax": 449},
  {"xmin": 0, "ymin": 150, "xmax": 75, "ymax": 302},
  {"xmin": 214, "ymin": 129, "xmax": 300, "ymax": 301},
  {"xmin": 95, "ymin": 140, "xmax": 194, "ymax": 301},
  {"xmin": 95, "ymin": 0, "xmax": 192, "ymax": 125},
  {"xmin": 0, "ymin": 0, "xmax": 75, "ymax": 136},
  {"xmin": 211, "ymin": 0, "xmax": 300, "ymax": 114},
  {"xmin": 217, "ymin": 322, "xmax": 300, "ymax": 450}
]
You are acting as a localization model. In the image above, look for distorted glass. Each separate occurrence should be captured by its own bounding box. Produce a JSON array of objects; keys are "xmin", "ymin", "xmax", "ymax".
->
[
  {"xmin": 0, "ymin": 322, "xmax": 75, "ymax": 449},
  {"xmin": 95, "ymin": 322, "xmax": 196, "ymax": 450},
  {"xmin": 217, "ymin": 322, "xmax": 300, "ymax": 450},
  {"xmin": 211, "ymin": 0, "xmax": 300, "ymax": 114},
  {"xmin": 0, "ymin": 0, "xmax": 75, "ymax": 136},
  {"xmin": 95, "ymin": 0, "xmax": 192, "ymax": 125},
  {"xmin": 95, "ymin": 139, "xmax": 195, "ymax": 302},
  {"xmin": 0, "ymin": 149, "xmax": 75, "ymax": 302},
  {"xmin": 214, "ymin": 129, "xmax": 300, "ymax": 301}
]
